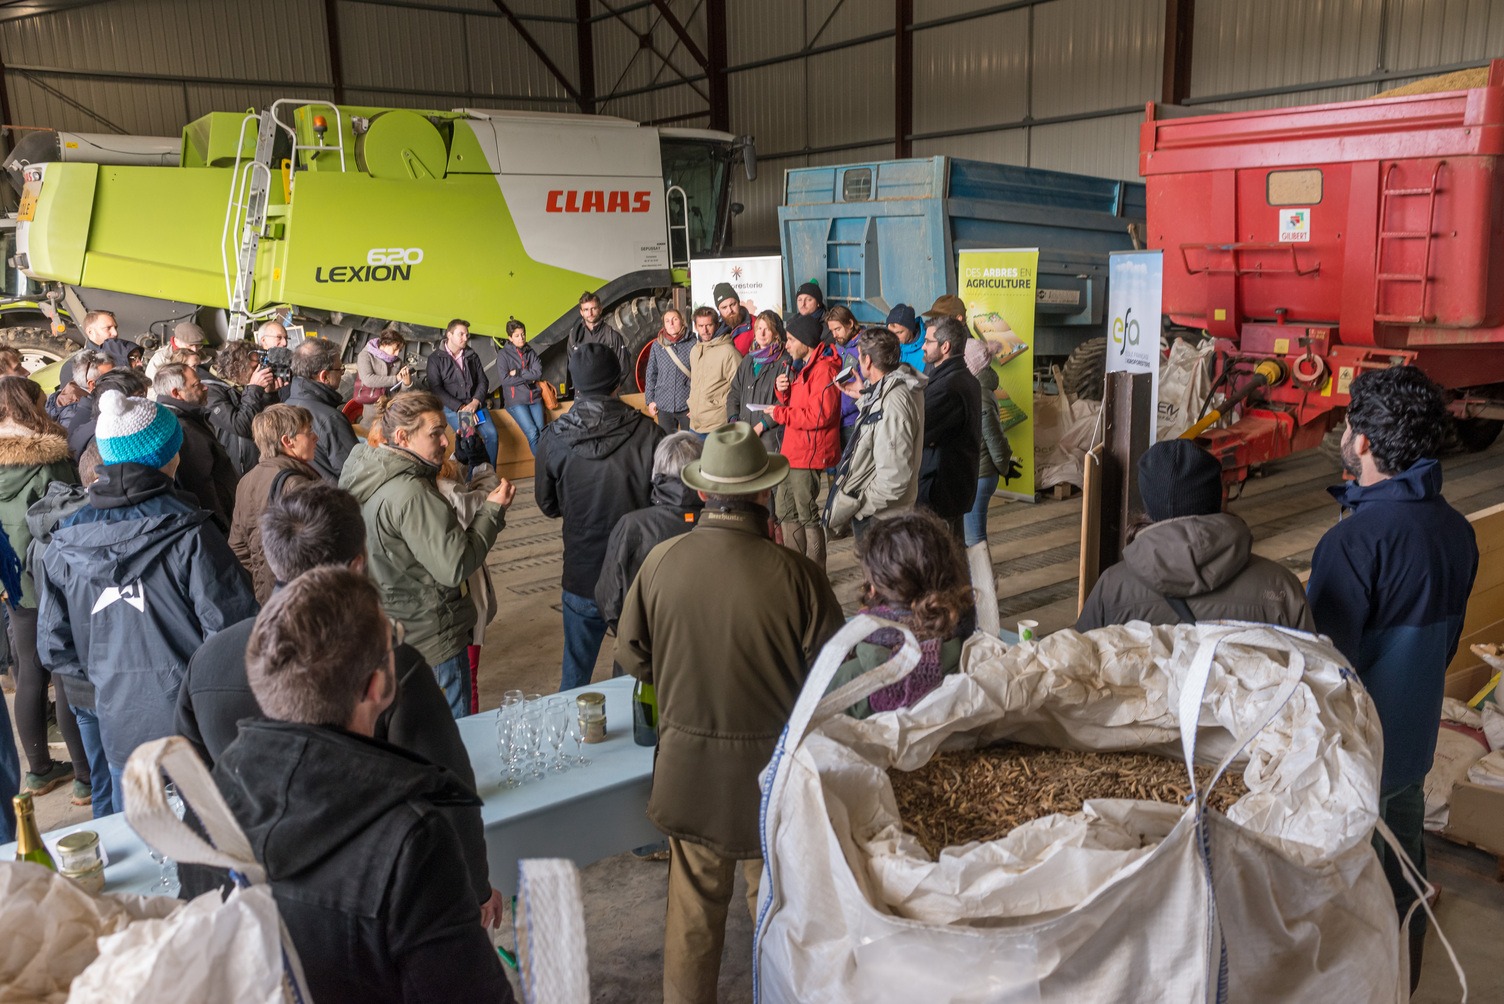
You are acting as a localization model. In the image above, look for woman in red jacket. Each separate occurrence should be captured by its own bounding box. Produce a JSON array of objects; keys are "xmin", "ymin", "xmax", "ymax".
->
[{"xmin": 769, "ymin": 313, "xmax": 842, "ymax": 570}]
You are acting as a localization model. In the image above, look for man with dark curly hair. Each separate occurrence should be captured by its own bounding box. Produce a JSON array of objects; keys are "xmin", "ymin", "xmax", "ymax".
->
[{"xmin": 1307, "ymin": 364, "xmax": 1478, "ymax": 993}]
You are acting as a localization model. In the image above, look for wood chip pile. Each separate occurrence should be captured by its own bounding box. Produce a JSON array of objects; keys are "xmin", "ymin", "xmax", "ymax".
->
[
  {"xmin": 887, "ymin": 743, "xmax": 1251, "ymax": 857},
  {"xmin": 1374, "ymin": 68, "xmax": 1489, "ymax": 99}
]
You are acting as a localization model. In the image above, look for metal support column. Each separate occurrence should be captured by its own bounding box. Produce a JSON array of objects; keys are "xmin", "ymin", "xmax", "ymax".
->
[
  {"xmin": 324, "ymin": 0, "xmax": 346, "ymax": 105},
  {"xmin": 576, "ymin": 0, "xmax": 596, "ymax": 114},
  {"xmin": 895, "ymin": 0, "xmax": 913, "ymax": 157},
  {"xmin": 1161, "ymin": 0, "xmax": 1194, "ymax": 105}
]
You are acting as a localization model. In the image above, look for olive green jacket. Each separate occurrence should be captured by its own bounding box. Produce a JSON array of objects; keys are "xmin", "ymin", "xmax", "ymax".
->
[
  {"xmin": 616, "ymin": 503, "xmax": 844, "ymax": 857},
  {"xmin": 0, "ymin": 428, "xmax": 76, "ymax": 607},
  {"xmin": 341, "ymin": 444, "xmax": 505, "ymax": 665}
]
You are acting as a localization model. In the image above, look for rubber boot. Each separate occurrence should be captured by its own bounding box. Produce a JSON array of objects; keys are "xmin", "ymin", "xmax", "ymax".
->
[
  {"xmin": 805, "ymin": 524, "xmax": 827, "ymax": 571},
  {"xmin": 783, "ymin": 521, "xmax": 806, "ymax": 556}
]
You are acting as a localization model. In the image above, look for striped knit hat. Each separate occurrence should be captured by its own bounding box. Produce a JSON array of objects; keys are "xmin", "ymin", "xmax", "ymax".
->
[{"xmin": 95, "ymin": 390, "xmax": 183, "ymax": 469}]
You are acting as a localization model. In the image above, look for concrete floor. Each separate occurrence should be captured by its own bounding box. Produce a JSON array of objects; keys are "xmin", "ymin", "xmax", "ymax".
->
[{"xmin": 11, "ymin": 438, "xmax": 1504, "ymax": 999}]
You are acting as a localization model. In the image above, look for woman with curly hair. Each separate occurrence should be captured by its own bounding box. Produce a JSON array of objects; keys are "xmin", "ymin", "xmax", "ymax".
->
[
  {"xmin": 0, "ymin": 376, "xmax": 90, "ymax": 804},
  {"xmin": 827, "ymin": 509, "xmax": 978, "ymax": 718}
]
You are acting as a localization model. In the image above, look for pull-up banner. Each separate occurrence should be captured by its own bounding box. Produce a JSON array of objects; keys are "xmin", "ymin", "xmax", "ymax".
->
[{"xmin": 959, "ymin": 248, "xmax": 1038, "ymax": 501}]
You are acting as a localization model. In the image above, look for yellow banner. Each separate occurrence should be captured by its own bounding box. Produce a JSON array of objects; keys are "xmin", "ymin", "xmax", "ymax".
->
[{"xmin": 959, "ymin": 248, "xmax": 1038, "ymax": 499}]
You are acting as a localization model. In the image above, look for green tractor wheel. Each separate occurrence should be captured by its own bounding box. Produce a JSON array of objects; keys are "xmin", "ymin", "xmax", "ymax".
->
[{"xmin": 1, "ymin": 325, "xmax": 76, "ymax": 374}]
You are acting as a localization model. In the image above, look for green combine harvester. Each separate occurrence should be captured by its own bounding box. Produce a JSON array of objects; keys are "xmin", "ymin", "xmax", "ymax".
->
[{"xmin": 10, "ymin": 101, "xmax": 753, "ymax": 387}]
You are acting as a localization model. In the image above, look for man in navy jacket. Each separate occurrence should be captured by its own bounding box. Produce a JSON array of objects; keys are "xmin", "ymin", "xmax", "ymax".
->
[{"xmin": 1307, "ymin": 365, "xmax": 1477, "ymax": 992}]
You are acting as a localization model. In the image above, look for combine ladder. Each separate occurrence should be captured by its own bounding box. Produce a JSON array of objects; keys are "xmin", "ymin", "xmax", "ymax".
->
[{"xmin": 221, "ymin": 101, "xmax": 348, "ymax": 338}]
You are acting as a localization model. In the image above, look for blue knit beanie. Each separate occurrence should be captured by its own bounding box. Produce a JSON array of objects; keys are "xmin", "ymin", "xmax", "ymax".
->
[{"xmin": 95, "ymin": 390, "xmax": 184, "ymax": 469}]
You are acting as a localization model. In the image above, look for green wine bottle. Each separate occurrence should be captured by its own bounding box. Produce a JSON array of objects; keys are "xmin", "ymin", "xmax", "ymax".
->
[
  {"xmin": 13, "ymin": 793, "xmax": 56, "ymax": 870},
  {"xmin": 632, "ymin": 679, "xmax": 659, "ymax": 746}
]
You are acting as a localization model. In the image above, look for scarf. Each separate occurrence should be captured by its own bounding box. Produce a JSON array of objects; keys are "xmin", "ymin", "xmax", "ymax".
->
[
  {"xmin": 862, "ymin": 602, "xmax": 976, "ymax": 713},
  {"xmin": 750, "ymin": 342, "xmax": 782, "ymax": 376},
  {"xmin": 365, "ymin": 338, "xmax": 399, "ymax": 364}
]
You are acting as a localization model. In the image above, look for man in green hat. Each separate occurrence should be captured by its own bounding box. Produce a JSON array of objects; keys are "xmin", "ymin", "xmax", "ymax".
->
[{"xmin": 616, "ymin": 421, "xmax": 844, "ymax": 1004}]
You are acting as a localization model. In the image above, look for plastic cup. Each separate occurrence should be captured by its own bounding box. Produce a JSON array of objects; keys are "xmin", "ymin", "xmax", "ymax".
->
[{"xmin": 1017, "ymin": 620, "xmax": 1039, "ymax": 643}]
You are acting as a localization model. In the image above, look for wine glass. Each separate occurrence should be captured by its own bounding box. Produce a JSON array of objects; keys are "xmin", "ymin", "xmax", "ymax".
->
[
  {"xmin": 497, "ymin": 693, "xmax": 524, "ymax": 788},
  {"xmin": 519, "ymin": 708, "xmax": 546, "ymax": 781},
  {"xmin": 568, "ymin": 707, "xmax": 592, "ymax": 767},
  {"xmin": 544, "ymin": 698, "xmax": 571, "ymax": 772},
  {"xmin": 153, "ymin": 781, "xmax": 186, "ymax": 893}
]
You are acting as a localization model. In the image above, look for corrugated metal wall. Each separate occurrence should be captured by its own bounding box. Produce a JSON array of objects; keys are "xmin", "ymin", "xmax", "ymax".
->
[{"xmin": 1, "ymin": 0, "xmax": 1500, "ymax": 249}]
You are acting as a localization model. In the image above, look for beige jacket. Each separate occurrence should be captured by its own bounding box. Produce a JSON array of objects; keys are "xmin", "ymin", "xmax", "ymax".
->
[
  {"xmin": 826, "ymin": 365, "xmax": 925, "ymax": 533},
  {"xmin": 687, "ymin": 334, "xmax": 742, "ymax": 432}
]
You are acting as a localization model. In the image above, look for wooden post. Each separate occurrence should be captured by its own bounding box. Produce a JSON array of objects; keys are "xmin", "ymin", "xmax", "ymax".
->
[{"xmin": 1096, "ymin": 371, "xmax": 1152, "ymax": 575}]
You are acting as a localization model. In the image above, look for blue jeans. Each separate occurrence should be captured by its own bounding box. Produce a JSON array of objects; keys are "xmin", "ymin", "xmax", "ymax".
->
[
  {"xmin": 505, "ymin": 402, "xmax": 545, "ymax": 455},
  {"xmin": 0, "ymin": 691, "xmax": 18, "ymax": 841},
  {"xmin": 560, "ymin": 590, "xmax": 607, "ymax": 691},
  {"xmin": 71, "ymin": 705, "xmax": 113, "ymax": 818},
  {"xmin": 431, "ymin": 652, "xmax": 470, "ymax": 720},
  {"xmin": 444, "ymin": 407, "xmax": 499, "ymax": 473},
  {"xmin": 964, "ymin": 475, "xmax": 1000, "ymax": 547},
  {"xmin": 109, "ymin": 764, "xmax": 125, "ymax": 815}
]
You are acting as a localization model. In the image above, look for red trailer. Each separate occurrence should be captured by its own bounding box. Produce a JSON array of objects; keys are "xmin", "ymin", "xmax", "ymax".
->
[{"xmin": 1141, "ymin": 61, "xmax": 1504, "ymax": 483}]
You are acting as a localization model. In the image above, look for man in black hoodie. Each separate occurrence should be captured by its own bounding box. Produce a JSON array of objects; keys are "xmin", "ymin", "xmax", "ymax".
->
[
  {"xmin": 176, "ymin": 483, "xmax": 501, "ymax": 927},
  {"xmin": 536, "ymin": 343, "xmax": 663, "ymax": 689},
  {"xmin": 216, "ymin": 566, "xmax": 514, "ymax": 1004},
  {"xmin": 917, "ymin": 318, "xmax": 982, "ymax": 539}
]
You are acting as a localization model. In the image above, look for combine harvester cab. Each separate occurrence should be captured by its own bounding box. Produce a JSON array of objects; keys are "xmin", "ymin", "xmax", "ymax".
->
[
  {"xmin": 778, "ymin": 156, "xmax": 1146, "ymax": 395},
  {"xmin": 15, "ymin": 101, "xmax": 745, "ymax": 389},
  {"xmin": 1142, "ymin": 60, "xmax": 1504, "ymax": 483}
]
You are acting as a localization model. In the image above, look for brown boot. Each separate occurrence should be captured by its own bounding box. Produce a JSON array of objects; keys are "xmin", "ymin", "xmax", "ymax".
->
[
  {"xmin": 782, "ymin": 522, "xmax": 806, "ymax": 555},
  {"xmin": 805, "ymin": 524, "xmax": 827, "ymax": 571}
]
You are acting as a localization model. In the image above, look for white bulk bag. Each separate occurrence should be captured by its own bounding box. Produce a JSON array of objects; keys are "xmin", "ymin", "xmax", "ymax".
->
[
  {"xmin": 754, "ymin": 619, "xmax": 1405, "ymax": 1004},
  {"xmin": 0, "ymin": 737, "xmax": 312, "ymax": 1004}
]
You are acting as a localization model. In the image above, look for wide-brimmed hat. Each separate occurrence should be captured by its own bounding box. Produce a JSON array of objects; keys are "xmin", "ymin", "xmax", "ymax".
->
[{"xmin": 680, "ymin": 422, "xmax": 790, "ymax": 495}]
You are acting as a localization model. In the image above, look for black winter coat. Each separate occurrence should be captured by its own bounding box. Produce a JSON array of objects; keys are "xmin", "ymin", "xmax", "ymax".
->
[
  {"xmin": 202, "ymin": 376, "xmax": 268, "ymax": 476},
  {"xmin": 36, "ymin": 463, "xmax": 257, "ymax": 768},
  {"xmin": 595, "ymin": 473, "xmax": 702, "ymax": 627},
  {"xmin": 285, "ymin": 376, "xmax": 357, "ymax": 482},
  {"xmin": 159, "ymin": 398, "xmax": 239, "ymax": 531},
  {"xmin": 724, "ymin": 347, "xmax": 788, "ymax": 453},
  {"xmin": 918, "ymin": 356, "xmax": 983, "ymax": 518},
  {"xmin": 212, "ymin": 720, "xmax": 514, "ymax": 1004},
  {"xmin": 425, "ymin": 346, "xmax": 489, "ymax": 412},
  {"xmin": 176, "ymin": 619, "xmax": 492, "ymax": 905},
  {"xmin": 535, "ymin": 395, "xmax": 662, "ymax": 596}
]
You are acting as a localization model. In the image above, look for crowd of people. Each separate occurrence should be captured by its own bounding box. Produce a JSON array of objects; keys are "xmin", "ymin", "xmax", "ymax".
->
[{"xmin": 0, "ymin": 288, "xmax": 1477, "ymax": 1001}]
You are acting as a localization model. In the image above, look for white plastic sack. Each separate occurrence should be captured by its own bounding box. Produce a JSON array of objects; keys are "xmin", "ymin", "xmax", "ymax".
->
[
  {"xmin": 0, "ymin": 738, "xmax": 311, "ymax": 1004},
  {"xmin": 1157, "ymin": 337, "xmax": 1217, "ymax": 440},
  {"xmin": 1466, "ymin": 749, "xmax": 1504, "ymax": 791},
  {"xmin": 755, "ymin": 619, "xmax": 1403, "ymax": 1004}
]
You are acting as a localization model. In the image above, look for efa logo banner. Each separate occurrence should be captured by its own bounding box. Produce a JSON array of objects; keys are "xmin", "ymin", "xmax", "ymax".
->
[
  {"xmin": 546, "ymin": 189, "xmax": 652, "ymax": 213},
  {"xmin": 690, "ymin": 255, "xmax": 785, "ymax": 315},
  {"xmin": 1107, "ymin": 249, "xmax": 1163, "ymax": 420}
]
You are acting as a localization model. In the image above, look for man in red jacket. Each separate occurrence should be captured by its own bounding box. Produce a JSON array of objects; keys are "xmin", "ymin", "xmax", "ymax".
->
[{"xmin": 769, "ymin": 313, "xmax": 841, "ymax": 570}]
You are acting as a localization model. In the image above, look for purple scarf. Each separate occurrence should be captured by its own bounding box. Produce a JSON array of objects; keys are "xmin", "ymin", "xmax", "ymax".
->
[
  {"xmin": 863, "ymin": 603, "xmax": 976, "ymax": 713},
  {"xmin": 365, "ymin": 338, "xmax": 399, "ymax": 364},
  {"xmin": 750, "ymin": 342, "xmax": 782, "ymax": 375}
]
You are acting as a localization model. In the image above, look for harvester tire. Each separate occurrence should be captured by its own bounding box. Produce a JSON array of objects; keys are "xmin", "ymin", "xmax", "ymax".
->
[
  {"xmin": 1061, "ymin": 336, "xmax": 1108, "ymax": 402},
  {"xmin": 1318, "ymin": 421, "xmax": 1346, "ymax": 466},
  {"xmin": 610, "ymin": 295, "xmax": 671, "ymax": 393},
  {"xmin": 1454, "ymin": 417, "xmax": 1503, "ymax": 453},
  {"xmin": 1, "ymin": 326, "xmax": 76, "ymax": 373}
]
